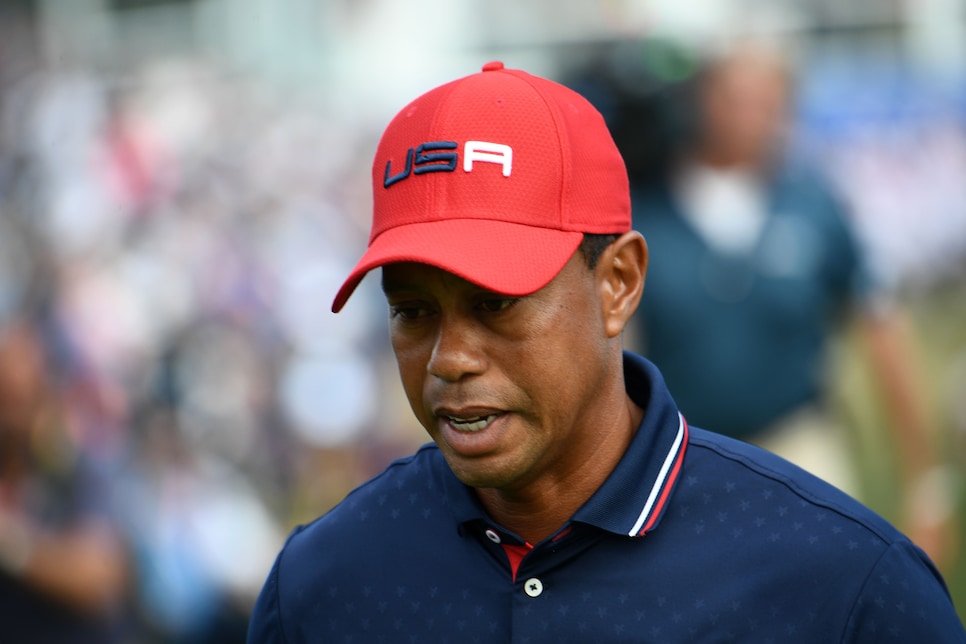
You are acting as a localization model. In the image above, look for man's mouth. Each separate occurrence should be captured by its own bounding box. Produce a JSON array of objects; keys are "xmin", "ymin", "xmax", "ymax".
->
[{"xmin": 445, "ymin": 414, "xmax": 499, "ymax": 432}]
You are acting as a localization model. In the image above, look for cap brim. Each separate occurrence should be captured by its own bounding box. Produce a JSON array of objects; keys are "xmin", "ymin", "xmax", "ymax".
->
[{"xmin": 331, "ymin": 219, "xmax": 584, "ymax": 312}]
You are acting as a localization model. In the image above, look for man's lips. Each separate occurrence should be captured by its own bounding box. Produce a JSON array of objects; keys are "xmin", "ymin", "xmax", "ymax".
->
[
  {"xmin": 434, "ymin": 407, "xmax": 505, "ymax": 433},
  {"xmin": 443, "ymin": 414, "xmax": 499, "ymax": 432},
  {"xmin": 431, "ymin": 406, "xmax": 513, "ymax": 459}
]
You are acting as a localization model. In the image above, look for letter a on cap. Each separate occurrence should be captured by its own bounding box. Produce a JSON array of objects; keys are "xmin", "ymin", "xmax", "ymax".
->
[{"xmin": 463, "ymin": 141, "xmax": 513, "ymax": 177}]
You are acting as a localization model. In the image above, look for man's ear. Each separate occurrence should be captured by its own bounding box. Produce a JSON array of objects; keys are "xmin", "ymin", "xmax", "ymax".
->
[{"xmin": 599, "ymin": 231, "xmax": 648, "ymax": 339}]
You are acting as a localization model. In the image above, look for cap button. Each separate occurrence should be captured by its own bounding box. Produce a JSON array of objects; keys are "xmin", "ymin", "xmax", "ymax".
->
[{"xmin": 482, "ymin": 61, "xmax": 505, "ymax": 72}]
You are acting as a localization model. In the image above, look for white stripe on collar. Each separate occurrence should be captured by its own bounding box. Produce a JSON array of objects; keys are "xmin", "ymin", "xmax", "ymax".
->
[{"xmin": 628, "ymin": 412, "xmax": 687, "ymax": 537}]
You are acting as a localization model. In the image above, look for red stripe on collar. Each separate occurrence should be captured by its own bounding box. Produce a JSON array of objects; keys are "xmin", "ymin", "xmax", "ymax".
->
[{"xmin": 630, "ymin": 413, "xmax": 689, "ymax": 536}]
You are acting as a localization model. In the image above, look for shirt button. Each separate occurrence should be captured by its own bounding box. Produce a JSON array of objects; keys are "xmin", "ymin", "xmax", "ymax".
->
[
  {"xmin": 485, "ymin": 529, "xmax": 501, "ymax": 544},
  {"xmin": 524, "ymin": 578, "xmax": 543, "ymax": 597}
]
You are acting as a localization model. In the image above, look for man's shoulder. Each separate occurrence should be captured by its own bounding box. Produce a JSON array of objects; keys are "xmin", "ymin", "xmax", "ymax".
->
[
  {"xmin": 288, "ymin": 442, "xmax": 448, "ymax": 545},
  {"xmin": 663, "ymin": 426, "xmax": 950, "ymax": 620},
  {"xmin": 681, "ymin": 426, "xmax": 905, "ymax": 546},
  {"xmin": 258, "ymin": 443, "xmax": 479, "ymax": 619}
]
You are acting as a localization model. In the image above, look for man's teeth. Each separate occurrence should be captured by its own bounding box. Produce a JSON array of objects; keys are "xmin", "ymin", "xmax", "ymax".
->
[{"xmin": 447, "ymin": 415, "xmax": 497, "ymax": 432}]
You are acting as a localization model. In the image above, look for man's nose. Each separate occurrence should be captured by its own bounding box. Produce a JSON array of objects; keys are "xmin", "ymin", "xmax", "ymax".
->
[{"xmin": 427, "ymin": 315, "xmax": 486, "ymax": 382}]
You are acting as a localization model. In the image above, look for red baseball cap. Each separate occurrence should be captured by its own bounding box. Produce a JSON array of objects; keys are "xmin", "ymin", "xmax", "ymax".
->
[{"xmin": 331, "ymin": 61, "xmax": 630, "ymax": 313}]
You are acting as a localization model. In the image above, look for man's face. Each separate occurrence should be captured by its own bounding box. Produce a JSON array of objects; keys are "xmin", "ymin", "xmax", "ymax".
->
[
  {"xmin": 702, "ymin": 53, "xmax": 789, "ymax": 165},
  {"xmin": 382, "ymin": 252, "xmax": 614, "ymax": 493}
]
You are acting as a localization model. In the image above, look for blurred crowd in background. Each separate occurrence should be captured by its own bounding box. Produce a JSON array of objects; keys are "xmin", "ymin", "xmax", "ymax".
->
[{"xmin": 0, "ymin": 0, "xmax": 964, "ymax": 641}]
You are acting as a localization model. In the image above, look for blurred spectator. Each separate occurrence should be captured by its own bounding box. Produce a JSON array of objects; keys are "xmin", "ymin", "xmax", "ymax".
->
[
  {"xmin": 0, "ymin": 41, "xmax": 404, "ymax": 638},
  {"xmin": 116, "ymin": 397, "xmax": 283, "ymax": 643},
  {"xmin": 629, "ymin": 41, "xmax": 958, "ymax": 569},
  {"xmin": 0, "ymin": 317, "xmax": 131, "ymax": 643}
]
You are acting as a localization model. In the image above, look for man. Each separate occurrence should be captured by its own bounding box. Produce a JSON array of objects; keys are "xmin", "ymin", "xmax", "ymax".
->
[
  {"xmin": 630, "ymin": 43, "xmax": 956, "ymax": 565},
  {"xmin": 248, "ymin": 61, "xmax": 965, "ymax": 642}
]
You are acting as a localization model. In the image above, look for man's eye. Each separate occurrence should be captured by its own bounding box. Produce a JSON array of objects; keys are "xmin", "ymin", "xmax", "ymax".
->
[
  {"xmin": 478, "ymin": 298, "xmax": 518, "ymax": 313},
  {"xmin": 390, "ymin": 305, "xmax": 430, "ymax": 320}
]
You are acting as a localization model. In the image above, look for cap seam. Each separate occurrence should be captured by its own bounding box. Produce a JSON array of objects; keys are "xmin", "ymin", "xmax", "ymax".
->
[
  {"xmin": 423, "ymin": 79, "xmax": 465, "ymax": 222},
  {"xmin": 503, "ymin": 69, "xmax": 570, "ymax": 231}
]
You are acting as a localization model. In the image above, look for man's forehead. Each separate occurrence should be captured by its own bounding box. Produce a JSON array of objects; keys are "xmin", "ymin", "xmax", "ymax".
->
[
  {"xmin": 381, "ymin": 262, "xmax": 501, "ymax": 295},
  {"xmin": 380, "ymin": 252, "xmax": 585, "ymax": 299}
]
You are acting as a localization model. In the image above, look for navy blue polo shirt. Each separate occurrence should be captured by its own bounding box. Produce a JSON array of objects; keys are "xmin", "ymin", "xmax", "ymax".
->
[{"xmin": 248, "ymin": 352, "xmax": 965, "ymax": 642}]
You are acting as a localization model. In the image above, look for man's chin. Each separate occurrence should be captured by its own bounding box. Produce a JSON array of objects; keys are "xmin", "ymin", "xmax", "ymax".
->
[{"xmin": 442, "ymin": 451, "xmax": 521, "ymax": 491}]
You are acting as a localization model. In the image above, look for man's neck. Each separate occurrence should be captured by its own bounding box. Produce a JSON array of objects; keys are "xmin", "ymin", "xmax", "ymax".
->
[{"xmin": 474, "ymin": 397, "xmax": 644, "ymax": 544}]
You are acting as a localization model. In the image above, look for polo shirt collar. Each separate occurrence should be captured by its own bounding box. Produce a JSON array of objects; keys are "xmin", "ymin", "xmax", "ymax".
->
[
  {"xmin": 444, "ymin": 352, "xmax": 688, "ymax": 540},
  {"xmin": 572, "ymin": 352, "xmax": 688, "ymax": 537}
]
